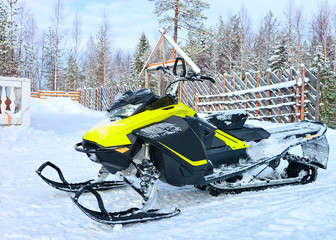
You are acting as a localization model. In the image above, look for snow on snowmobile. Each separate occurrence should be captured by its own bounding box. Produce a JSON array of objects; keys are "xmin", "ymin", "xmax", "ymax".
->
[{"xmin": 36, "ymin": 57, "xmax": 329, "ymax": 225}]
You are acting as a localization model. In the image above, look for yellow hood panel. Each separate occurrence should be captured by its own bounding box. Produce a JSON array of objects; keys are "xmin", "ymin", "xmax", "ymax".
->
[{"xmin": 83, "ymin": 103, "xmax": 196, "ymax": 147}]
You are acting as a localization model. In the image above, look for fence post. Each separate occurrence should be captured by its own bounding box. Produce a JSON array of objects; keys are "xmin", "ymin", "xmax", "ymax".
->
[
  {"xmin": 289, "ymin": 68, "xmax": 294, "ymax": 122},
  {"xmin": 266, "ymin": 70, "xmax": 271, "ymax": 117},
  {"xmin": 244, "ymin": 73, "xmax": 248, "ymax": 109},
  {"xmin": 215, "ymin": 75, "xmax": 219, "ymax": 111},
  {"xmin": 192, "ymin": 81, "xmax": 196, "ymax": 110},
  {"xmin": 255, "ymin": 72, "xmax": 260, "ymax": 117},
  {"xmin": 222, "ymin": 74, "xmax": 227, "ymax": 111},
  {"xmin": 295, "ymin": 69, "xmax": 301, "ymax": 122},
  {"xmin": 300, "ymin": 65, "xmax": 306, "ymax": 121},
  {"xmin": 315, "ymin": 65, "xmax": 321, "ymax": 121},
  {"xmin": 279, "ymin": 70, "xmax": 283, "ymax": 123}
]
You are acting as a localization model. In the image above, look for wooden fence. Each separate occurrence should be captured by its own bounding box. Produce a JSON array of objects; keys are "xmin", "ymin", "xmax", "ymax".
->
[
  {"xmin": 78, "ymin": 85, "xmax": 139, "ymax": 111},
  {"xmin": 31, "ymin": 90, "xmax": 80, "ymax": 102},
  {"xmin": 47, "ymin": 66, "xmax": 321, "ymax": 124},
  {"xmin": 180, "ymin": 66, "xmax": 322, "ymax": 123}
]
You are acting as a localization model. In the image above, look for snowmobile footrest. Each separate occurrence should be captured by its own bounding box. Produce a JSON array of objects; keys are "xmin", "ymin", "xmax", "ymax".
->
[
  {"xmin": 71, "ymin": 185, "xmax": 181, "ymax": 225},
  {"xmin": 36, "ymin": 161, "xmax": 126, "ymax": 192}
]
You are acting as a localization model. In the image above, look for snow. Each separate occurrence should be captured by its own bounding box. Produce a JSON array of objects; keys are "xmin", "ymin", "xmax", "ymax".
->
[
  {"xmin": 138, "ymin": 122, "xmax": 182, "ymax": 139},
  {"xmin": 1, "ymin": 98, "xmax": 336, "ymax": 240},
  {"xmin": 201, "ymin": 80, "xmax": 296, "ymax": 98}
]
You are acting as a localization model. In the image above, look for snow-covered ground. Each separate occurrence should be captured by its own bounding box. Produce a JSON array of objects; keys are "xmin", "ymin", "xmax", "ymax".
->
[{"xmin": 1, "ymin": 98, "xmax": 335, "ymax": 240}]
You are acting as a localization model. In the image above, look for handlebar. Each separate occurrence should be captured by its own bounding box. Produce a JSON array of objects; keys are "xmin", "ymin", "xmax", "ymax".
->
[
  {"xmin": 199, "ymin": 76, "xmax": 216, "ymax": 84},
  {"xmin": 155, "ymin": 57, "xmax": 216, "ymax": 96}
]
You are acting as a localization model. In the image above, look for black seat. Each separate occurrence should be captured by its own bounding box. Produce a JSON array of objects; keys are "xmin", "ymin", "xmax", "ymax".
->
[{"xmin": 204, "ymin": 110, "xmax": 248, "ymax": 130}]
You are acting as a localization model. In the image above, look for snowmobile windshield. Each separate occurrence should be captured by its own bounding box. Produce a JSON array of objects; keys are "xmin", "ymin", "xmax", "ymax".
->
[
  {"xmin": 107, "ymin": 103, "xmax": 143, "ymax": 118},
  {"xmin": 106, "ymin": 89, "xmax": 158, "ymax": 118}
]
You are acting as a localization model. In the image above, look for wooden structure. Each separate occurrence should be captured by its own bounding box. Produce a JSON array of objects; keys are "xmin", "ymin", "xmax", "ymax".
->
[
  {"xmin": 183, "ymin": 66, "xmax": 322, "ymax": 123},
  {"xmin": 31, "ymin": 90, "xmax": 80, "ymax": 102},
  {"xmin": 0, "ymin": 77, "xmax": 30, "ymax": 127},
  {"xmin": 138, "ymin": 28, "xmax": 200, "ymax": 95}
]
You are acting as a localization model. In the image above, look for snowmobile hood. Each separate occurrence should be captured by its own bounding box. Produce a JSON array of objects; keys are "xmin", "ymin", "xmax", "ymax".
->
[{"xmin": 83, "ymin": 102, "xmax": 196, "ymax": 147}]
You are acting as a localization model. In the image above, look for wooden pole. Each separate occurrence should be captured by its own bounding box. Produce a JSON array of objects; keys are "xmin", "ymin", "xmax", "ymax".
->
[
  {"xmin": 289, "ymin": 68, "xmax": 294, "ymax": 122},
  {"xmin": 300, "ymin": 66, "xmax": 306, "ymax": 121},
  {"xmin": 244, "ymin": 73, "xmax": 248, "ymax": 109},
  {"xmin": 222, "ymin": 74, "xmax": 227, "ymax": 110},
  {"xmin": 315, "ymin": 65, "xmax": 321, "ymax": 121},
  {"xmin": 233, "ymin": 74, "xmax": 236, "ymax": 109},
  {"xmin": 279, "ymin": 70, "xmax": 283, "ymax": 123},
  {"xmin": 195, "ymin": 94, "xmax": 199, "ymax": 112},
  {"xmin": 266, "ymin": 70, "xmax": 271, "ymax": 118},
  {"xmin": 256, "ymin": 72, "xmax": 260, "ymax": 117},
  {"xmin": 295, "ymin": 68, "xmax": 300, "ymax": 122}
]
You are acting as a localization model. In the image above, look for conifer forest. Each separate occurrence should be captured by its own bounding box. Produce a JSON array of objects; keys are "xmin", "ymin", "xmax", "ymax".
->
[{"xmin": 0, "ymin": 0, "xmax": 335, "ymax": 127}]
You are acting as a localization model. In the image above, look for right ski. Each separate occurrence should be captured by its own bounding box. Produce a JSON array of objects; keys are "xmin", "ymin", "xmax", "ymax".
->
[
  {"xmin": 36, "ymin": 161, "xmax": 126, "ymax": 192},
  {"xmin": 71, "ymin": 185, "xmax": 180, "ymax": 225}
]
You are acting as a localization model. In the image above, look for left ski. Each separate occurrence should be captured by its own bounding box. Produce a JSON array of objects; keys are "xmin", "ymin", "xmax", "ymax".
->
[
  {"xmin": 36, "ymin": 161, "xmax": 126, "ymax": 192},
  {"xmin": 71, "ymin": 184, "xmax": 180, "ymax": 225}
]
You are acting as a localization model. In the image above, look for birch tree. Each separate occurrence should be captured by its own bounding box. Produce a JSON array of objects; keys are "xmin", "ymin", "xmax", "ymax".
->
[
  {"xmin": 51, "ymin": 0, "xmax": 63, "ymax": 90},
  {"xmin": 71, "ymin": 9, "xmax": 81, "ymax": 89}
]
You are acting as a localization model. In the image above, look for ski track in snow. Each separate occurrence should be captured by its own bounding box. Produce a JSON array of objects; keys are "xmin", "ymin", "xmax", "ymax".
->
[{"xmin": 1, "ymin": 98, "xmax": 335, "ymax": 240}]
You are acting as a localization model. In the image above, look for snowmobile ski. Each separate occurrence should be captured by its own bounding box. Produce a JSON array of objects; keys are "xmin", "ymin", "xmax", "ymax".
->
[
  {"xmin": 71, "ymin": 184, "xmax": 180, "ymax": 225},
  {"xmin": 36, "ymin": 161, "xmax": 126, "ymax": 192}
]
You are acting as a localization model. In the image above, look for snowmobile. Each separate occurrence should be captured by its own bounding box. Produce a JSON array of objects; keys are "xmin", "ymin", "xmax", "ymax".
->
[{"xmin": 36, "ymin": 57, "xmax": 329, "ymax": 225}]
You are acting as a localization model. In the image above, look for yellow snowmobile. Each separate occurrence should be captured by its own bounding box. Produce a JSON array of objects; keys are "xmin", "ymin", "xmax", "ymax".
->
[{"xmin": 36, "ymin": 57, "xmax": 329, "ymax": 225}]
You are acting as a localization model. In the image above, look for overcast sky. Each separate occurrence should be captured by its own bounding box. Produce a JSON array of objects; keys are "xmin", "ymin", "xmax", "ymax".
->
[{"xmin": 28, "ymin": 0, "xmax": 331, "ymax": 54}]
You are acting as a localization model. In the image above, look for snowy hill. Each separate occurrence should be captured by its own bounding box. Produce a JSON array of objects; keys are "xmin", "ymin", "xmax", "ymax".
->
[{"xmin": 1, "ymin": 98, "xmax": 335, "ymax": 240}]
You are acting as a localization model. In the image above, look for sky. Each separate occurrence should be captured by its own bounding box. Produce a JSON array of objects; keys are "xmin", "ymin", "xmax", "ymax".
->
[{"xmin": 27, "ymin": 0, "xmax": 331, "ymax": 54}]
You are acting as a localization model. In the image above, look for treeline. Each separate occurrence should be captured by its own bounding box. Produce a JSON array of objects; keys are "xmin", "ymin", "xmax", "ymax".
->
[
  {"xmin": 0, "ymin": 0, "xmax": 138, "ymax": 91},
  {"xmin": 183, "ymin": 2, "xmax": 335, "ymax": 79},
  {"xmin": 1, "ymin": 0, "xmax": 335, "ymax": 93},
  {"xmin": 179, "ymin": 1, "xmax": 336, "ymax": 127}
]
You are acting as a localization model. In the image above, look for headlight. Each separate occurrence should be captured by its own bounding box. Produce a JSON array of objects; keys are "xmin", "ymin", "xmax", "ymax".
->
[{"xmin": 107, "ymin": 103, "xmax": 142, "ymax": 118}]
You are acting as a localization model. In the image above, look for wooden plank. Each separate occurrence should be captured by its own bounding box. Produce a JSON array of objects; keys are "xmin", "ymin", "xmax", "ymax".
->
[{"xmin": 305, "ymin": 68, "xmax": 318, "ymax": 86}]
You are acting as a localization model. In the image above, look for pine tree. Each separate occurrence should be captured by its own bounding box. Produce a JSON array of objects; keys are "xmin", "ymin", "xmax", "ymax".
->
[
  {"xmin": 95, "ymin": 13, "xmax": 112, "ymax": 86},
  {"xmin": 133, "ymin": 32, "xmax": 151, "ymax": 87},
  {"xmin": 184, "ymin": 24, "xmax": 207, "ymax": 66},
  {"xmin": 311, "ymin": 45, "xmax": 335, "ymax": 127},
  {"xmin": 148, "ymin": 0, "xmax": 209, "ymax": 44},
  {"xmin": 0, "ymin": 0, "xmax": 11, "ymax": 75},
  {"xmin": 65, "ymin": 50, "xmax": 77, "ymax": 91},
  {"xmin": 323, "ymin": 75, "xmax": 336, "ymax": 128},
  {"xmin": 268, "ymin": 36, "xmax": 288, "ymax": 73},
  {"xmin": 259, "ymin": 11, "xmax": 279, "ymax": 74}
]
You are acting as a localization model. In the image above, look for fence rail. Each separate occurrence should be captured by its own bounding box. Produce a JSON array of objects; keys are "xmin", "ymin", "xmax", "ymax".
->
[{"xmin": 31, "ymin": 90, "xmax": 80, "ymax": 101}]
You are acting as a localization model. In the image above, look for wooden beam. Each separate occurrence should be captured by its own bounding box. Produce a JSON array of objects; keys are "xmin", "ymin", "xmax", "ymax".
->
[{"xmin": 138, "ymin": 28, "xmax": 168, "ymax": 80}]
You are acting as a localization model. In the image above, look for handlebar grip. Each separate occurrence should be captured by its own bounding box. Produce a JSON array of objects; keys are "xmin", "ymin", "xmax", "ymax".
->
[
  {"xmin": 173, "ymin": 57, "xmax": 186, "ymax": 77},
  {"xmin": 200, "ymin": 76, "xmax": 216, "ymax": 84}
]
